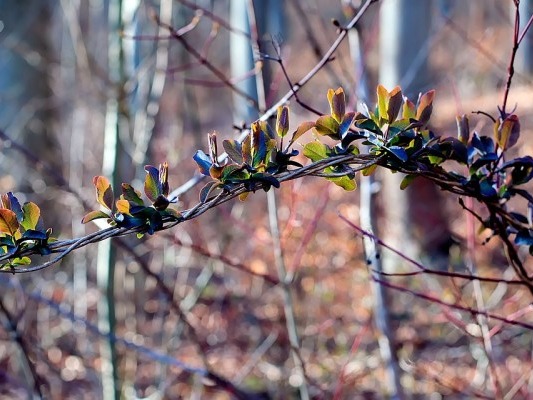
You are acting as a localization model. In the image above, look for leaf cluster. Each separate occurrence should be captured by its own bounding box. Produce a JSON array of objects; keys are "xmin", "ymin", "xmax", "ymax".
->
[
  {"xmin": 81, "ymin": 162, "xmax": 181, "ymax": 237},
  {"xmin": 193, "ymin": 106, "xmax": 305, "ymax": 201},
  {"xmin": 1, "ymin": 84, "xmax": 533, "ymax": 275},
  {"xmin": 0, "ymin": 192, "xmax": 51, "ymax": 268}
]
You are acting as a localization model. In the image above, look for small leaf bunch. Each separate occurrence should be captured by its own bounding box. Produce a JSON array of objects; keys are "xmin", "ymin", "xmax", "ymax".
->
[
  {"xmin": 303, "ymin": 87, "xmax": 360, "ymax": 190},
  {"xmin": 82, "ymin": 162, "xmax": 180, "ymax": 235},
  {"xmin": 0, "ymin": 192, "xmax": 51, "ymax": 268},
  {"xmin": 450, "ymin": 111, "xmax": 533, "ymax": 254},
  {"xmin": 354, "ymin": 85, "xmax": 438, "ymax": 166},
  {"xmin": 193, "ymin": 106, "xmax": 305, "ymax": 201}
]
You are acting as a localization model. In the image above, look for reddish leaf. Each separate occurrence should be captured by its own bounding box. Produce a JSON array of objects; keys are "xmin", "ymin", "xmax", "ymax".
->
[
  {"xmin": 0, "ymin": 209, "xmax": 19, "ymax": 235},
  {"xmin": 416, "ymin": 90, "xmax": 435, "ymax": 125},
  {"xmin": 276, "ymin": 105, "xmax": 290, "ymax": 138},
  {"xmin": 289, "ymin": 121, "xmax": 315, "ymax": 147},
  {"xmin": 93, "ymin": 176, "xmax": 114, "ymax": 211},
  {"xmin": 387, "ymin": 86, "xmax": 403, "ymax": 123},
  {"xmin": 495, "ymin": 114, "xmax": 520, "ymax": 151},
  {"xmin": 328, "ymin": 87, "xmax": 346, "ymax": 123},
  {"xmin": 314, "ymin": 115, "xmax": 339, "ymax": 138}
]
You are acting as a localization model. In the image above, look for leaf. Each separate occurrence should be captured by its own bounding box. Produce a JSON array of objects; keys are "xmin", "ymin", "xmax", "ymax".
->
[
  {"xmin": 242, "ymin": 135, "xmax": 252, "ymax": 165},
  {"xmin": 515, "ymin": 230, "xmax": 533, "ymax": 246},
  {"xmin": 152, "ymin": 195, "xmax": 170, "ymax": 211},
  {"xmin": 81, "ymin": 210, "xmax": 110, "ymax": 224},
  {"xmin": 456, "ymin": 114, "xmax": 470, "ymax": 144},
  {"xmin": 162, "ymin": 207, "xmax": 181, "ymax": 219},
  {"xmin": 121, "ymin": 184, "xmax": 144, "ymax": 206},
  {"xmin": 400, "ymin": 174, "xmax": 417, "ymax": 190},
  {"xmin": 208, "ymin": 132, "xmax": 219, "ymax": 164},
  {"xmin": 223, "ymin": 140, "xmax": 243, "ymax": 164},
  {"xmin": 328, "ymin": 87, "xmax": 346, "ymax": 123},
  {"xmin": 144, "ymin": 165, "xmax": 161, "ymax": 203},
  {"xmin": 115, "ymin": 199, "xmax": 131, "ymax": 215},
  {"xmin": 21, "ymin": 202, "xmax": 40, "ymax": 231},
  {"xmin": 251, "ymin": 122, "xmax": 268, "ymax": 167},
  {"xmin": 415, "ymin": 90, "xmax": 435, "ymax": 125},
  {"xmin": 362, "ymin": 163, "xmax": 378, "ymax": 176},
  {"xmin": 314, "ymin": 115, "xmax": 339, "ymax": 138},
  {"xmin": 387, "ymin": 86, "xmax": 403, "ymax": 123},
  {"xmin": 199, "ymin": 181, "xmax": 218, "ymax": 203},
  {"xmin": 387, "ymin": 146, "xmax": 408, "ymax": 162},
  {"xmin": 303, "ymin": 142, "xmax": 328, "ymax": 162},
  {"xmin": 276, "ymin": 105, "xmax": 289, "ymax": 138},
  {"xmin": 159, "ymin": 162, "xmax": 169, "ymax": 197},
  {"xmin": 326, "ymin": 174, "xmax": 357, "ymax": 191},
  {"xmin": 0, "ymin": 209, "xmax": 19, "ymax": 235},
  {"xmin": 288, "ymin": 121, "xmax": 315, "ymax": 146},
  {"xmin": 193, "ymin": 150, "xmax": 212, "ymax": 176},
  {"xmin": 339, "ymin": 112, "xmax": 356, "ymax": 138},
  {"xmin": 402, "ymin": 98, "xmax": 416, "ymax": 120},
  {"xmin": 377, "ymin": 84, "xmax": 388, "ymax": 121},
  {"xmin": 93, "ymin": 176, "xmax": 114, "ymax": 211},
  {"xmin": 20, "ymin": 229, "xmax": 48, "ymax": 241},
  {"xmin": 238, "ymin": 192, "xmax": 250, "ymax": 201},
  {"xmin": 1, "ymin": 192, "xmax": 23, "ymax": 222},
  {"xmin": 494, "ymin": 114, "xmax": 520, "ymax": 151}
]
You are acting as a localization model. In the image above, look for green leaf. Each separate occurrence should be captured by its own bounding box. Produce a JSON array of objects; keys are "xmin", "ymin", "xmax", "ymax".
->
[
  {"xmin": 0, "ymin": 209, "xmax": 19, "ymax": 236},
  {"xmin": 144, "ymin": 165, "xmax": 161, "ymax": 203},
  {"xmin": 303, "ymin": 142, "xmax": 329, "ymax": 162},
  {"xmin": 222, "ymin": 140, "xmax": 243, "ymax": 164},
  {"xmin": 327, "ymin": 87, "xmax": 346, "ymax": 123},
  {"xmin": 21, "ymin": 202, "xmax": 40, "ymax": 231},
  {"xmin": 362, "ymin": 164, "xmax": 378, "ymax": 176},
  {"xmin": 402, "ymin": 98, "xmax": 416, "ymax": 120},
  {"xmin": 400, "ymin": 174, "xmax": 417, "ymax": 190},
  {"xmin": 81, "ymin": 210, "xmax": 110, "ymax": 224},
  {"xmin": 377, "ymin": 84, "xmax": 388, "ymax": 121},
  {"xmin": 326, "ymin": 174, "xmax": 357, "ymax": 191},
  {"xmin": 121, "ymin": 184, "xmax": 144, "ymax": 206},
  {"xmin": 276, "ymin": 105, "xmax": 289, "ymax": 137},
  {"xmin": 93, "ymin": 176, "xmax": 114, "ymax": 211},
  {"xmin": 314, "ymin": 115, "xmax": 339, "ymax": 138}
]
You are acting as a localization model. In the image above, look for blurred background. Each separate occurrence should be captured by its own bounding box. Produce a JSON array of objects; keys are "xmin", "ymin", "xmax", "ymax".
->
[{"xmin": 1, "ymin": 0, "xmax": 533, "ymax": 398}]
